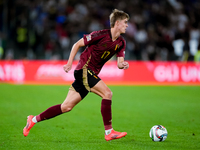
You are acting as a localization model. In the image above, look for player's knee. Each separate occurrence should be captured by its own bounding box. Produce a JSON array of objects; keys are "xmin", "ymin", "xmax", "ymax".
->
[
  {"xmin": 103, "ymin": 89, "xmax": 113, "ymax": 99},
  {"xmin": 61, "ymin": 104, "xmax": 73, "ymax": 113}
]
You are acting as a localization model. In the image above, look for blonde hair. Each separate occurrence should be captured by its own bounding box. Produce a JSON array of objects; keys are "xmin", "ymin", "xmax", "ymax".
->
[{"xmin": 109, "ymin": 9, "xmax": 129, "ymax": 28}]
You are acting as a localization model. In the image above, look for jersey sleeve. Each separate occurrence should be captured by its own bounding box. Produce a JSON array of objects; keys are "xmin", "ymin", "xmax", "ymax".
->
[
  {"xmin": 83, "ymin": 31, "xmax": 102, "ymax": 46},
  {"xmin": 116, "ymin": 39, "xmax": 126, "ymax": 58}
]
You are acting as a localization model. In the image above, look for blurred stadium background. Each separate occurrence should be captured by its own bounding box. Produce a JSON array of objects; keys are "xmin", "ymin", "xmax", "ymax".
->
[
  {"xmin": 0, "ymin": 0, "xmax": 200, "ymax": 61},
  {"xmin": 0, "ymin": 0, "xmax": 200, "ymax": 85}
]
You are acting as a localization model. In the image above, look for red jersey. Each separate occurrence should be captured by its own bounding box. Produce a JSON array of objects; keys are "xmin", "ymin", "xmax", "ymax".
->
[{"xmin": 75, "ymin": 29, "xmax": 126, "ymax": 75}]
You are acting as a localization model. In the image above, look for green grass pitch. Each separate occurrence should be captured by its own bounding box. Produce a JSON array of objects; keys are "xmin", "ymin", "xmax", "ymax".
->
[{"xmin": 0, "ymin": 84, "xmax": 200, "ymax": 150}]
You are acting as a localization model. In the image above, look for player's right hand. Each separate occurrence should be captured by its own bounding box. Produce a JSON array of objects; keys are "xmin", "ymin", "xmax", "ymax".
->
[{"xmin": 63, "ymin": 64, "xmax": 72, "ymax": 73}]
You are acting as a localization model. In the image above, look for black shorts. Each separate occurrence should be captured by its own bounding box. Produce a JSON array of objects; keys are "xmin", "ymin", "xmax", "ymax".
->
[{"xmin": 70, "ymin": 67, "xmax": 101, "ymax": 99}]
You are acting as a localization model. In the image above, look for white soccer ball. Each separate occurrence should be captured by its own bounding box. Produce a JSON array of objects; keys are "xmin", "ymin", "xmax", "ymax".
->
[{"xmin": 149, "ymin": 125, "xmax": 168, "ymax": 142}]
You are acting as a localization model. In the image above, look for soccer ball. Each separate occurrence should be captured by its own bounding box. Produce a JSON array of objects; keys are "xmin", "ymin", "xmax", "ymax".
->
[{"xmin": 149, "ymin": 125, "xmax": 168, "ymax": 142}]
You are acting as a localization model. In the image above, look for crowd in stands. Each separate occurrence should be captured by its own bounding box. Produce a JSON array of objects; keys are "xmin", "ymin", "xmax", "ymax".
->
[{"xmin": 0, "ymin": 0, "xmax": 200, "ymax": 61}]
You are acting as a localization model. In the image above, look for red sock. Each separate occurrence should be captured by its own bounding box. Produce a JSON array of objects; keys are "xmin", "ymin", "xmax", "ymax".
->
[
  {"xmin": 36, "ymin": 104, "xmax": 62, "ymax": 122},
  {"xmin": 101, "ymin": 99, "xmax": 112, "ymax": 130}
]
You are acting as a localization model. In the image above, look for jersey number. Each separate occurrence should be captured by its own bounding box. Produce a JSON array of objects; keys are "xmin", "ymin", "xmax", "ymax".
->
[{"xmin": 101, "ymin": 51, "xmax": 110, "ymax": 59}]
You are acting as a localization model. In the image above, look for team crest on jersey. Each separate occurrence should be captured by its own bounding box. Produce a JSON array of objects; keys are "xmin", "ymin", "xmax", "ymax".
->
[
  {"xmin": 86, "ymin": 35, "xmax": 91, "ymax": 41},
  {"xmin": 114, "ymin": 44, "xmax": 120, "ymax": 50}
]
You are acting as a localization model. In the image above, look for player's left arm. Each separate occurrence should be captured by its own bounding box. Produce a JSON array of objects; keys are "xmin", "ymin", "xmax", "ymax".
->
[{"xmin": 117, "ymin": 57, "xmax": 129, "ymax": 69}]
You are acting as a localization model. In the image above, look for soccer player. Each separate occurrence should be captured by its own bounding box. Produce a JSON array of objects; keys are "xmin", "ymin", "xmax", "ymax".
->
[{"xmin": 23, "ymin": 9, "xmax": 129, "ymax": 141}]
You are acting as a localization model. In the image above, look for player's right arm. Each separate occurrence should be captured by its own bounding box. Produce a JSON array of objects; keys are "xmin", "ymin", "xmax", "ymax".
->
[{"xmin": 63, "ymin": 38, "xmax": 85, "ymax": 73}]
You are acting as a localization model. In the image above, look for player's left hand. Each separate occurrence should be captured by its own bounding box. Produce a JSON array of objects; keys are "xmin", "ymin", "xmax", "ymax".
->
[{"xmin": 122, "ymin": 61, "xmax": 129, "ymax": 69}]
